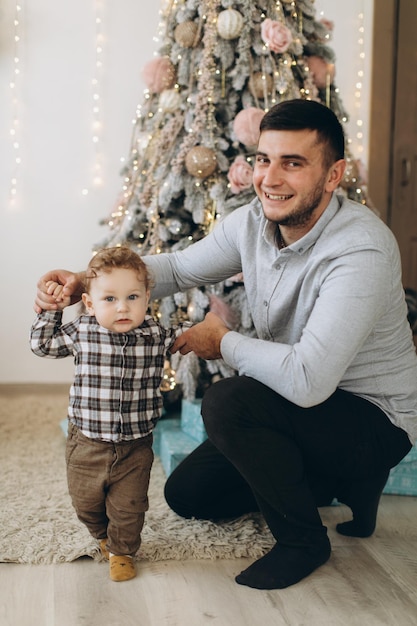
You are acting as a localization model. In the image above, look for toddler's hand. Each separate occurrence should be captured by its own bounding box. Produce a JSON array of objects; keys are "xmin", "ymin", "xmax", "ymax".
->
[{"xmin": 45, "ymin": 281, "xmax": 72, "ymax": 310}]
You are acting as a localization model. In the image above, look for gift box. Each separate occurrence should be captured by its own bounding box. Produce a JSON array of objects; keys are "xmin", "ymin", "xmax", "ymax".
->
[
  {"xmin": 159, "ymin": 427, "xmax": 200, "ymax": 476},
  {"xmin": 180, "ymin": 398, "xmax": 207, "ymax": 443},
  {"xmin": 383, "ymin": 447, "xmax": 417, "ymax": 496}
]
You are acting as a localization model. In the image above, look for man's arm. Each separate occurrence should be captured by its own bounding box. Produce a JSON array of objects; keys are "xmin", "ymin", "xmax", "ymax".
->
[
  {"xmin": 143, "ymin": 208, "xmax": 245, "ymax": 299},
  {"xmin": 35, "ymin": 204, "xmax": 249, "ymax": 310}
]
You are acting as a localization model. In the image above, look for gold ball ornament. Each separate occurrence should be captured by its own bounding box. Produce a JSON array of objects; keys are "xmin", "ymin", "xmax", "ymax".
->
[
  {"xmin": 249, "ymin": 72, "xmax": 274, "ymax": 99},
  {"xmin": 174, "ymin": 21, "xmax": 199, "ymax": 48},
  {"xmin": 185, "ymin": 146, "xmax": 217, "ymax": 179},
  {"xmin": 217, "ymin": 9, "xmax": 244, "ymax": 40}
]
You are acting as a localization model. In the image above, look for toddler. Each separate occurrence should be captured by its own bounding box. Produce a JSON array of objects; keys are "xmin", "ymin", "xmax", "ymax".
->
[{"xmin": 30, "ymin": 246, "xmax": 186, "ymax": 581}]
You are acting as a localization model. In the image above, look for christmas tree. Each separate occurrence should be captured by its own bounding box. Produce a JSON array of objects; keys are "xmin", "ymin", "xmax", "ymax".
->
[{"xmin": 97, "ymin": 0, "xmax": 368, "ymax": 401}]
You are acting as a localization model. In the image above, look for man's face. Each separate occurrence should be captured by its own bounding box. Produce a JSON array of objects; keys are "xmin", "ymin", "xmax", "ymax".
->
[{"xmin": 253, "ymin": 128, "xmax": 344, "ymax": 233}]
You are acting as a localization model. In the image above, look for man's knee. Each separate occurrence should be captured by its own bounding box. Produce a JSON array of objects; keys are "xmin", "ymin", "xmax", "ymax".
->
[
  {"xmin": 164, "ymin": 476, "xmax": 194, "ymax": 519},
  {"xmin": 202, "ymin": 376, "xmax": 242, "ymax": 430},
  {"xmin": 164, "ymin": 466, "xmax": 212, "ymax": 519},
  {"xmin": 202, "ymin": 375, "xmax": 262, "ymax": 439}
]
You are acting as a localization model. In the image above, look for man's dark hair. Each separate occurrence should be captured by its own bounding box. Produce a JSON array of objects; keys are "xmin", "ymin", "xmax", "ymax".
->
[{"xmin": 260, "ymin": 99, "xmax": 345, "ymax": 168}]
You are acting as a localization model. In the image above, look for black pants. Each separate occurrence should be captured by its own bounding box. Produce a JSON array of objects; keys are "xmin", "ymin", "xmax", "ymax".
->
[{"xmin": 165, "ymin": 376, "xmax": 411, "ymax": 547}]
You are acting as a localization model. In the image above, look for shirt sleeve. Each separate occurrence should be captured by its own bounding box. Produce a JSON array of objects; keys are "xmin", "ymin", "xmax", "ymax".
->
[
  {"xmin": 30, "ymin": 310, "xmax": 77, "ymax": 358},
  {"xmin": 221, "ymin": 245, "xmax": 393, "ymax": 407}
]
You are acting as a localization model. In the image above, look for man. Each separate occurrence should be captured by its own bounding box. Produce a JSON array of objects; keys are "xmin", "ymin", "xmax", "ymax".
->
[{"xmin": 36, "ymin": 100, "xmax": 417, "ymax": 590}]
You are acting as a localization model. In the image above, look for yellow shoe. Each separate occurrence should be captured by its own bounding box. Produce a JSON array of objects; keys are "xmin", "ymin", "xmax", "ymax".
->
[
  {"xmin": 99, "ymin": 538, "xmax": 109, "ymax": 560},
  {"xmin": 109, "ymin": 555, "xmax": 136, "ymax": 582}
]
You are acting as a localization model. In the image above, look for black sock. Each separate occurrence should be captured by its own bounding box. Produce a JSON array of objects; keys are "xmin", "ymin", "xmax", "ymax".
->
[
  {"xmin": 336, "ymin": 470, "xmax": 390, "ymax": 538},
  {"xmin": 235, "ymin": 539, "xmax": 331, "ymax": 590}
]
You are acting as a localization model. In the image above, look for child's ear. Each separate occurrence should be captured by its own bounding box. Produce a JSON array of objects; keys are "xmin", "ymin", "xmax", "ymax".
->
[{"xmin": 81, "ymin": 292, "xmax": 95, "ymax": 316}]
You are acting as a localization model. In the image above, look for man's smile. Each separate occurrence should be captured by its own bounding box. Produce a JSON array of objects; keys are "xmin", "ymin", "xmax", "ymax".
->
[{"xmin": 264, "ymin": 192, "xmax": 293, "ymax": 201}]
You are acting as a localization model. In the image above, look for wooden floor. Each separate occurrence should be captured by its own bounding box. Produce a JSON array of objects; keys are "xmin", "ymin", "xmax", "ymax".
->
[{"xmin": 1, "ymin": 493, "xmax": 417, "ymax": 626}]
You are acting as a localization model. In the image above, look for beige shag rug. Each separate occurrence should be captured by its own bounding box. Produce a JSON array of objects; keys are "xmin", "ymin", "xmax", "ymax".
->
[{"xmin": 0, "ymin": 387, "xmax": 274, "ymax": 565}]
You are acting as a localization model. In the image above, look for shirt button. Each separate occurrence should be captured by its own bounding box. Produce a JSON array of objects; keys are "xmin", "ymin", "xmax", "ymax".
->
[{"xmin": 263, "ymin": 301, "xmax": 268, "ymax": 307}]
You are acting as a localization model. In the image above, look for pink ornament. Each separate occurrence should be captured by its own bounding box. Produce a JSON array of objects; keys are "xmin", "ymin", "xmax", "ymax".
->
[
  {"xmin": 233, "ymin": 108, "xmax": 265, "ymax": 147},
  {"xmin": 227, "ymin": 156, "xmax": 253, "ymax": 194},
  {"xmin": 306, "ymin": 56, "xmax": 335, "ymax": 89},
  {"xmin": 261, "ymin": 18, "xmax": 292, "ymax": 54},
  {"xmin": 141, "ymin": 57, "xmax": 176, "ymax": 94}
]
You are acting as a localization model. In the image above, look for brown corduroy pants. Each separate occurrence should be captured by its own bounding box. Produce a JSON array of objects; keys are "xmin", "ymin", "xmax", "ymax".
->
[{"xmin": 65, "ymin": 422, "xmax": 153, "ymax": 556}]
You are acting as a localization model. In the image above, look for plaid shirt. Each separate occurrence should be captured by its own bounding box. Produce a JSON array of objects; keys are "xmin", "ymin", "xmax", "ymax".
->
[{"xmin": 30, "ymin": 311, "xmax": 184, "ymax": 442}]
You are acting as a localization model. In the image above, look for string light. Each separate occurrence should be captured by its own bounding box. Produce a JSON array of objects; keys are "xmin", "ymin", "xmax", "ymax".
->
[
  {"xmin": 9, "ymin": 2, "xmax": 23, "ymax": 208},
  {"xmin": 353, "ymin": 10, "xmax": 365, "ymax": 158},
  {"xmin": 82, "ymin": 0, "xmax": 105, "ymax": 196}
]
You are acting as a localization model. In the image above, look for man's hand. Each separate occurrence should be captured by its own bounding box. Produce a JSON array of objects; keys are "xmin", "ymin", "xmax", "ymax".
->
[
  {"xmin": 171, "ymin": 312, "xmax": 230, "ymax": 360},
  {"xmin": 34, "ymin": 270, "xmax": 84, "ymax": 313}
]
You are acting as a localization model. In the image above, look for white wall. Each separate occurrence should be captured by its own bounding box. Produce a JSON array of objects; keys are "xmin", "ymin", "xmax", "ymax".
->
[{"xmin": 0, "ymin": 0, "xmax": 374, "ymax": 384}]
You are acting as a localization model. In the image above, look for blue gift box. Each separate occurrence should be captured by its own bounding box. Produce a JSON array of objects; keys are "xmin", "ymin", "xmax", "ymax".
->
[
  {"xmin": 153, "ymin": 417, "xmax": 181, "ymax": 456},
  {"xmin": 159, "ymin": 427, "xmax": 200, "ymax": 476},
  {"xmin": 181, "ymin": 398, "xmax": 207, "ymax": 443},
  {"xmin": 383, "ymin": 447, "xmax": 417, "ymax": 496}
]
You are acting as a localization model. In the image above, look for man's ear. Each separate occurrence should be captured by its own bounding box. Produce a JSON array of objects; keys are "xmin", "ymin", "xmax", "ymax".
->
[
  {"xmin": 325, "ymin": 159, "xmax": 346, "ymax": 192},
  {"xmin": 81, "ymin": 292, "xmax": 95, "ymax": 316}
]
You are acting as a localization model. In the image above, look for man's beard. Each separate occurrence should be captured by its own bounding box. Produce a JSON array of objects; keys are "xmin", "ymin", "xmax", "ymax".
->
[{"xmin": 276, "ymin": 177, "xmax": 326, "ymax": 227}]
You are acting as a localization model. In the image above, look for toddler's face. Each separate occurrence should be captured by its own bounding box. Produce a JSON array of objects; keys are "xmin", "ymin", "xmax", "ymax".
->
[{"xmin": 82, "ymin": 268, "xmax": 150, "ymax": 333}]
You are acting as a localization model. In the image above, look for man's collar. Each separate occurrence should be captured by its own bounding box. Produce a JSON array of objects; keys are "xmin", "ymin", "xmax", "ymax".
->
[{"xmin": 262, "ymin": 193, "xmax": 340, "ymax": 254}]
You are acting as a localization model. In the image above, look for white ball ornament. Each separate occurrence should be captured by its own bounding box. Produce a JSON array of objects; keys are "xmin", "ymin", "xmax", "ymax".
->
[
  {"xmin": 217, "ymin": 9, "xmax": 244, "ymax": 40},
  {"xmin": 159, "ymin": 89, "xmax": 181, "ymax": 113}
]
